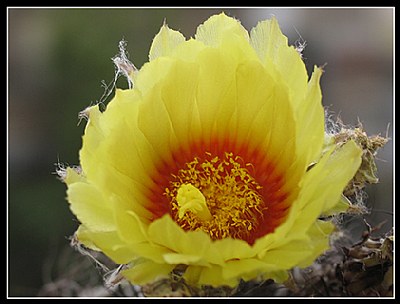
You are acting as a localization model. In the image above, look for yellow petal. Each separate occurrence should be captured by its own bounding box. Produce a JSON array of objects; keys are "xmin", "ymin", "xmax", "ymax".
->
[
  {"xmin": 168, "ymin": 38, "xmax": 206, "ymax": 62},
  {"xmin": 67, "ymin": 182, "xmax": 115, "ymax": 231},
  {"xmin": 285, "ymin": 140, "xmax": 361, "ymax": 238},
  {"xmin": 147, "ymin": 29, "xmax": 261, "ymax": 148},
  {"xmin": 134, "ymin": 40, "xmax": 206, "ymax": 95},
  {"xmin": 99, "ymin": 90, "xmax": 161, "ymax": 180},
  {"xmin": 321, "ymin": 194, "xmax": 351, "ymax": 216},
  {"xmin": 182, "ymin": 265, "xmax": 202, "ymax": 286},
  {"xmin": 159, "ymin": 60, "xmax": 201, "ymax": 146},
  {"xmin": 296, "ymin": 66, "xmax": 325, "ymax": 166},
  {"xmin": 209, "ymin": 237, "xmax": 256, "ymax": 264},
  {"xmin": 146, "ymin": 216, "xmax": 255, "ymax": 267},
  {"xmin": 94, "ymin": 166, "xmax": 153, "ymax": 219},
  {"xmin": 255, "ymin": 140, "xmax": 361, "ymax": 256},
  {"xmin": 79, "ymin": 91, "xmax": 162, "ymax": 221},
  {"xmin": 234, "ymin": 60, "xmax": 276, "ymax": 144},
  {"xmin": 137, "ymin": 82, "xmax": 179, "ymax": 163},
  {"xmin": 222, "ymin": 258, "xmax": 279, "ymax": 282},
  {"xmin": 234, "ymin": 60, "xmax": 297, "ymax": 174},
  {"xmin": 259, "ymin": 240, "xmax": 313, "ymax": 268},
  {"xmin": 194, "ymin": 47, "xmax": 237, "ymax": 142},
  {"xmin": 149, "ymin": 23, "xmax": 186, "ymax": 61},
  {"xmin": 250, "ymin": 17, "xmax": 308, "ymax": 110},
  {"xmin": 319, "ymin": 140, "xmax": 363, "ymax": 212},
  {"xmin": 195, "ymin": 12, "xmax": 249, "ymax": 47},
  {"xmin": 134, "ymin": 57, "xmax": 175, "ymax": 96},
  {"xmin": 250, "ymin": 18, "xmax": 320, "ymax": 170},
  {"xmin": 183, "ymin": 263, "xmax": 281, "ymax": 287},
  {"xmin": 76, "ymin": 225, "xmax": 136, "ymax": 264},
  {"xmin": 250, "ymin": 17, "xmax": 288, "ymax": 63},
  {"xmin": 126, "ymin": 242, "xmax": 173, "ymax": 264},
  {"xmin": 122, "ymin": 258, "xmax": 175, "ymax": 285},
  {"xmin": 63, "ymin": 167, "xmax": 84, "ymax": 186},
  {"xmin": 80, "ymin": 89, "xmax": 160, "ymax": 190},
  {"xmin": 258, "ymin": 220, "xmax": 333, "ymax": 270},
  {"xmin": 79, "ymin": 105, "xmax": 105, "ymax": 174},
  {"xmin": 275, "ymin": 45, "xmax": 308, "ymax": 106},
  {"xmin": 197, "ymin": 266, "xmax": 237, "ymax": 287},
  {"xmin": 147, "ymin": 215, "xmax": 212, "ymax": 263},
  {"xmin": 162, "ymin": 253, "xmax": 206, "ymax": 265},
  {"xmin": 296, "ymin": 220, "xmax": 334, "ymax": 268},
  {"xmin": 112, "ymin": 196, "xmax": 149, "ymax": 244}
]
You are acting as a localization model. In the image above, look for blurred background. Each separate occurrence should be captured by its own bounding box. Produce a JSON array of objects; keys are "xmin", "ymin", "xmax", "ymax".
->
[{"xmin": 8, "ymin": 8, "xmax": 393, "ymax": 297}]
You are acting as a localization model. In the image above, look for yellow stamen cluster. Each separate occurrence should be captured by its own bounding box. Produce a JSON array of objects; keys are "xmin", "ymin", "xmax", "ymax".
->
[{"xmin": 165, "ymin": 152, "xmax": 266, "ymax": 240}]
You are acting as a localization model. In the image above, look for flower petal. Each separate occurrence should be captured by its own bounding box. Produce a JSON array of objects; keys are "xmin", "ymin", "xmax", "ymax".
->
[
  {"xmin": 254, "ymin": 140, "xmax": 362, "ymax": 256},
  {"xmin": 135, "ymin": 40, "xmax": 206, "ymax": 95},
  {"xmin": 137, "ymin": 82, "xmax": 179, "ymax": 163},
  {"xmin": 322, "ymin": 195, "xmax": 351, "ymax": 217},
  {"xmin": 112, "ymin": 196, "xmax": 149, "ymax": 244},
  {"xmin": 80, "ymin": 89, "xmax": 160, "ymax": 189},
  {"xmin": 318, "ymin": 140, "xmax": 363, "ymax": 213},
  {"xmin": 250, "ymin": 17, "xmax": 288, "ymax": 63},
  {"xmin": 162, "ymin": 253, "xmax": 206, "ymax": 265},
  {"xmin": 147, "ymin": 215, "xmax": 213, "ymax": 264},
  {"xmin": 222, "ymin": 258, "xmax": 280, "ymax": 282},
  {"xmin": 183, "ymin": 264, "xmax": 286, "ymax": 288},
  {"xmin": 76, "ymin": 225, "xmax": 136, "ymax": 264},
  {"xmin": 63, "ymin": 167, "xmax": 84, "ymax": 185},
  {"xmin": 122, "ymin": 258, "xmax": 175, "ymax": 285},
  {"xmin": 234, "ymin": 59, "xmax": 297, "ymax": 174},
  {"xmin": 296, "ymin": 220, "xmax": 335, "ymax": 268},
  {"xmin": 195, "ymin": 12, "xmax": 249, "ymax": 47},
  {"xmin": 196, "ymin": 266, "xmax": 236, "ymax": 287},
  {"xmin": 209, "ymin": 237, "xmax": 256, "ymax": 264},
  {"xmin": 134, "ymin": 57, "xmax": 175, "ymax": 96},
  {"xmin": 169, "ymin": 38, "xmax": 206, "ymax": 62},
  {"xmin": 289, "ymin": 140, "xmax": 362, "ymax": 234},
  {"xmin": 193, "ymin": 47, "xmax": 238, "ymax": 143},
  {"xmin": 159, "ymin": 60, "xmax": 201, "ymax": 147},
  {"xmin": 258, "ymin": 220, "xmax": 333, "ymax": 270},
  {"xmin": 259, "ymin": 240, "xmax": 313, "ymax": 269},
  {"xmin": 149, "ymin": 23, "xmax": 186, "ymax": 61},
  {"xmin": 250, "ymin": 17, "xmax": 323, "ymax": 169},
  {"xmin": 296, "ymin": 66, "xmax": 325, "ymax": 165},
  {"xmin": 78, "ymin": 105, "xmax": 106, "ymax": 172},
  {"xmin": 67, "ymin": 182, "xmax": 115, "ymax": 232},
  {"xmin": 126, "ymin": 243, "xmax": 173, "ymax": 264},
  {"xmin": 250, "ymin": 17, "xmax": 308, "ymax": 111}
]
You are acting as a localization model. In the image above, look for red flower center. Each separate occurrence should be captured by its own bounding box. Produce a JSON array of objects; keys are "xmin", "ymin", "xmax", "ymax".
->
[{"xmin": 147, "ymin": 139, "xmax": 291, "ymax": 245}]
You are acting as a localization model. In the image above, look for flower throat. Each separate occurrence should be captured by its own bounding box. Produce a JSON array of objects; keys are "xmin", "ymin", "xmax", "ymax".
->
[{"xmin": 164, "ymin": 151, "xmax": 266, "ymax": 242}]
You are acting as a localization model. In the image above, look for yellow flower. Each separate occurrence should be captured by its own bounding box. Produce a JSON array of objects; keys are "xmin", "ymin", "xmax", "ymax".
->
[{"xmin": 62, "ymin": 13, "xmax": 363, "ymax": 287}]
